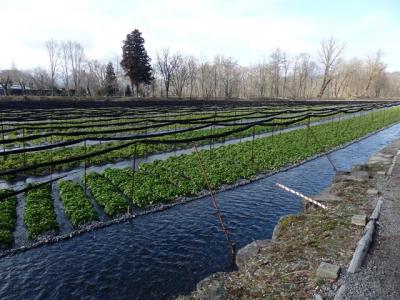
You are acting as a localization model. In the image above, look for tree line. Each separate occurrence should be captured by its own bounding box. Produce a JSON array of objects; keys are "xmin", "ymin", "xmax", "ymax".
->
[{"xmin": 0, "ymin": 29, "xmax": 398, "ymax": 99}]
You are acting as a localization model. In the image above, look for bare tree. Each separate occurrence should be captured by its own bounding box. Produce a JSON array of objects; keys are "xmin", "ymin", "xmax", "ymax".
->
[
  {"xmin": 187, "ymin": 56, "xmax": 198, "ymax": 99},
  {"xmin": 281, "ymin": 52, "xmax": 290, "ymax": 97},
  {"xmin": 9, "ymin": 68, "xmax": 32, "ymax": 95},
  {"xmin": 170, "ymin": 53, "xmax": 190, "ymax": 98},
  {"xmin": 68, "ymin": 41, "xmax": 86, "ymax": 95},
  {"xmin": 60, "ymin": 41, "xmax": 71, "ymax": 95},
  {"xmin": 6, "ymin": 35, "xmax": 400, "ymax": 99},
  {"xmin": 331, "ymin": 59, "xmax": 352, "ymax": 98},
  {"xmin": 86, "ymin": 59, "xmax": 106, "ymax": 96},
  {"xmin": 220, "ymin": 56, "xmax": 239, "ymax": 98},
  {"xmin": 345, "ymin": 58, "xmax": 364, "ymax": 97},
  {"xmin": 364, "ymin": 50, "xmax": 386, "ymax": 97},
  {"xmin": 317, "ymin": 37, "xmax": 345, "ymax": 98},
  {"xmin": 199, "ymin": 59, "xmax": 215, "ymax": 100},
  {"xmin": 269, "ymin": 49, "xmax": 284, "ymax": 97},
  {"xmin": 156, "ymin": 49, "xmax": 178, "ymax": 98},
  {"xmin": 31, "ymin": 67, "xmax": 51, "ymax": 92},
  {"xmin": 0, "ymin": 71, "xmax": 12, "ymax": 96},
  {"xmin": 374, "ymin": 71, "xmax": 388, "ymax": 98},
  {"xmin": 45, "ymin": 39, "xmax": 60, "ymax": 95},
  {"xmin": 253, "ymin": 60, "xmax": 268, "ymax": 98}
]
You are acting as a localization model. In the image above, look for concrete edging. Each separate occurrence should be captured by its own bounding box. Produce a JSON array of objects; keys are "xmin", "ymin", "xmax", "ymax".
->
[{"xmin": 335, "ymin": 149, "xmax": 400, "ymax": 298}]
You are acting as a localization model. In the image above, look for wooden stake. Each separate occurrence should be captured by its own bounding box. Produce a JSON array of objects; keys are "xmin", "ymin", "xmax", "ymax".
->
[
  {"xmin": 194, "ymin": 144, "xmax": 236, "ymax": 264},
  {"xmin": 84, "ymin": 139, "xmax": 87, "ymax": 191}
]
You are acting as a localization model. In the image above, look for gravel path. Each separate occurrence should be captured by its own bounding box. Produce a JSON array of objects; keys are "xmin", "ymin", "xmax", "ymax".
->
[{"xmin": 340, "ymin": 147, "xmax": 400, "ymax": 299}]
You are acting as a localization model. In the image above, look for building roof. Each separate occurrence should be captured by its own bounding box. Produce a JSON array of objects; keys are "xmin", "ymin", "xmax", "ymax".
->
[{"xmin": 10, "ymin": 84, "xmax": 31, "ymax": 90}]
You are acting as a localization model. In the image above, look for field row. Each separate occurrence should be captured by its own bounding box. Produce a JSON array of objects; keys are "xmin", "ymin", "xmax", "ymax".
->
[
  {"xmin": 0, "ymin": 104, "xmax": 376, "ymax": 149},
  {"xmin": 1, "ymin": 110, "xmax": 355, "ymax": 179},
  {"xmin": 0, "ymin": 106, "xmax": 398, "ymax": 248},
  {"xmin": 2, "ymin": 103, "xmax": 335, "ymax": 126},
  {"xmin": 100, "ymin": 106, "xmax": 400, "ymax": 207},
  {"xmin": 0, "ymin": 179, "xmax": 124, "ymax": 248}
]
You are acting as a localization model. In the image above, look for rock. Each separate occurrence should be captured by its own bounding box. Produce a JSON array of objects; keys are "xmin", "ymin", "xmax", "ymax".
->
[
  {"xmin": 367, "ymin": 188, "xmax": 379, "ymax": 196},
  {"xmin": 351, "ymin": 165, "xmax": 364, "ymax": 172},
  {"xmin": 333, "ymin": 170, "xmax": 369, "ymax": 182},
  {"xmin": 368, "ymin": 153, "xmax": 392, "ymax": 165},
  {"xmin": 196, "ymin": 273, "xmax": 226, "ymax": 300},
  {"xmin": 312, "ymin": 192, "xmax": 341, "ymax": 203},
  {"xmin": 314, "ymin": 192, "xmax": 341, "ymax": 203},
  {"xmin": 316, "ymin": 262, "xmax": 340, "ymax": 280},
  {"xmin": 333, "ymin": 174, "xmax": 366, "ymax": 183},
  {"xmin": 350, "ymin": 170, "xmax": 370, "ymax": 180},
  {"xmin": 303, "ymin": 192, "xmax": 340, "ymax": 212},
  {"xmin": 315, "ymin": 294, "xmax": 323, "ymax": 300},
  {"xmin": 272, "ymin": 214, "xmax": 297, "ymax": 240},
  {"xmin": 198, "ymin": 281, "xmax": 223, "ymax": 300},
  {"xmin": 236, "ymin": 240, "xmax": 272, "ymax": 270},
  {"xmin": 351, "ymin": 214, "xmax": 367, "ymax": 226},
  {"xmin": 272, "ymin": 224, "xmax": 281, "ymax": 241}
]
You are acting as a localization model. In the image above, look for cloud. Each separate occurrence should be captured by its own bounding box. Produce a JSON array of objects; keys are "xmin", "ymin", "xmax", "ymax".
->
[{"xmin": 0, "ymin": 0, "xmax": 399, "ymax": 71}]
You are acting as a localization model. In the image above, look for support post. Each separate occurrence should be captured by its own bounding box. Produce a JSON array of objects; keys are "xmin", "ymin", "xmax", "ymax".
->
[
  {"xmin": 50, "ymin": 130, "xmax": 53, "ymax": 181},
  {"xmin": 130, "ymin": 143, "xmax": 137, "ymax": 214},
  {"xmin": 84, "ymin": 139, "xmax": 87, "ymax": 191},
  {"xmin": 22, "ymin": 127, "xmax": 26, "ymax": 165},
  {"xmin": 306, "ymin": 123, "xmax": 338, "ymax": 172},
  {"xmin": 194, "ymin": 144, "xmax": 236, "ymax": 265},
  {"xmin": 1, "ymin": 115, "xmax": 5, "ymax": 161},
  {"xmin": 251, "ymin": 126, "xmax": 256, "ymax": 163}
]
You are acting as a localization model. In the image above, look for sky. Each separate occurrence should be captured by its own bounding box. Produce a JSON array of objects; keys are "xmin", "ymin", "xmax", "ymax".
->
[{"xmin": 1, "ymin": 0, "xmax": 400, "ymax": 71}]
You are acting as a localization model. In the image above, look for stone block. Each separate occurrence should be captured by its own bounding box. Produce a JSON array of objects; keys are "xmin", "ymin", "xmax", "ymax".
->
[
  {"xmin": 350, "ymin": 170, "xmax": 369, "ymax": 180},
  {"xmin": 351, "ymin": 214, "xmax": 367, "ymax": 226},
  {"xmin": 315, "ymin": 294, "xmax": 323, "ymax": 300},
  {"xmin": 236, "ymin": 240, "xmax": 272, "ymax": 270},
  {"xmin": 334, "ymin": 174, "xmax": 366, "ymax": 183},
  {"xmin": 367, "ymin": 188, "xmax": 379, "ymax": 196},
  {"xmin": 316, "ymin": 262, "xmax": 340, "ymax": 280}
]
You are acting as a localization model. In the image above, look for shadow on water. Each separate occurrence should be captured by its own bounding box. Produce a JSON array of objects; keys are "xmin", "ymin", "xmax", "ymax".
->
[{"xmin": 0, "ymin": 123, "xmax": 399, "ymax": 299}]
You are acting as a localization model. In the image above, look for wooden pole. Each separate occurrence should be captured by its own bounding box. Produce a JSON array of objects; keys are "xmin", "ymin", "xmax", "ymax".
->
[
  {"xmin": 1, "ymin": 115, "xmax": 5, "ymax": 162},
  {"xmin": 50, "ymin": 121, "xmax": 53, "ymax": 180},
  {"xmin": 84, "ymin": 139, "xmax": 87, "ymax": 191},
  {"xmin": 130, "ymin": 143, "xmax": 137, "ymax": 214},
  {"xmin": 194, "ymin": 144, "xmax": 236, "ymax": 265},
  {"xmin": 306, "ymin": 123, "xmax": 338, "ymax": 172},
  {"xmin": 22, "ymin": 127, "xmax": 26, "ymax": 166},
  {"xmin": 251, "ymin": 126, "xmax": 256, "ymax": 163}
]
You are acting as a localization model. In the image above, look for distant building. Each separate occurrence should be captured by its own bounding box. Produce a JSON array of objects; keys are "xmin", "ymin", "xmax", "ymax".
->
[
  {"xmin": 9, "ymin": 84, "xmax": 32, "ymax": 96},
  {"xmin": 0, "ymin": 84, "xmax": 54, "ymax": 96}
]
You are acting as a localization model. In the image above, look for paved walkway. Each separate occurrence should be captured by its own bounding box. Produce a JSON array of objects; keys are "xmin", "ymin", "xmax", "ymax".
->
[{"xmin": 340, "ymin": 145, "xmax": 400, "ymax": 299}]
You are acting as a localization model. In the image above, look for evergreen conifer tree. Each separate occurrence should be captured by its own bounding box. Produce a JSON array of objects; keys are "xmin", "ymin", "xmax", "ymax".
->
[
  {"xmin": 125, "ymin": 84, "xmax": 132, "ymax": 96},
  {"xmin": 104, "ymin": 62, "xmax": 118, "ymax": 96},
  {"xmin": 121, "ymin": 29, "xmax": 152, "ymax": 97}
]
